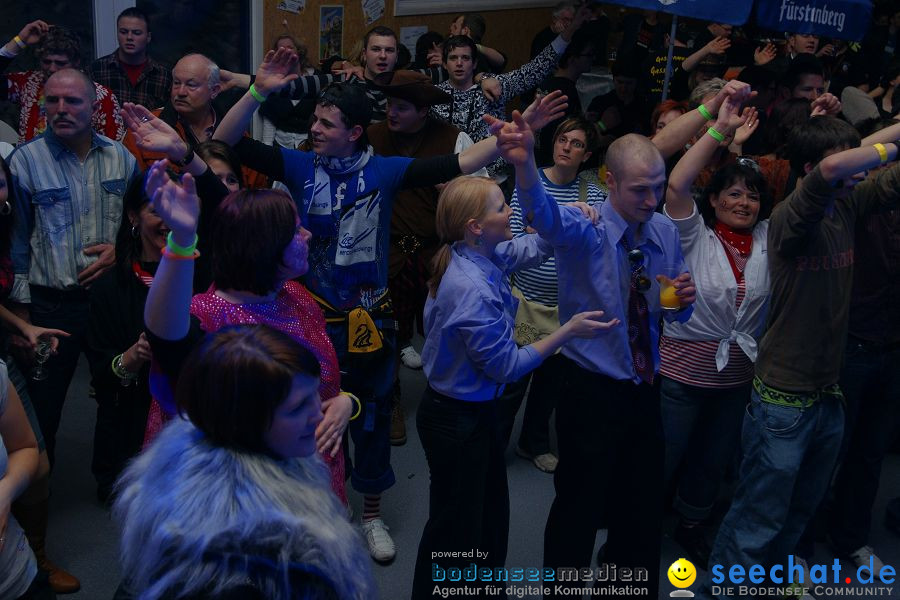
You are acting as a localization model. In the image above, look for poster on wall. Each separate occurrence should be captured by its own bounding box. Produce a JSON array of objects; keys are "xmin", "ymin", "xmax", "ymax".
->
[
  {"xmin": 362, "ymin": 0, "xmax": 385, "ymax": 25},
  {"xmin": 277, "ymin": 0, "xmax": 305, "ymax": 14},
  {"xmin": 319, "ymin": 5, "xmax": 344, "ymax": 61}
]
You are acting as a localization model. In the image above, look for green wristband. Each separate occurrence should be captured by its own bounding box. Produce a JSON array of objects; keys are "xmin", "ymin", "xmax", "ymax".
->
[
  {"xmin": 249, "ymin": 83, "xmax": 267, "ymax": 103},
  {"xmin": 597, "ymin": 120, "xmax": 607, "ymax": 133},
  {"xmin": 707, "ymin": 127, "xmax": 726, "ymax": 143},
  {"xmin": 698, "ymin": 103, "xmax": 714, "ymax": 120},
  {"xmin": 167, "ymin": 231, "xmax": 198, "ymax": 256}
]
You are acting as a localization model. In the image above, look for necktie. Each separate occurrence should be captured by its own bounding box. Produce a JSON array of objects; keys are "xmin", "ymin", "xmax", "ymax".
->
[{"xmin": 621, "ymin": 236, "xmax": 654, "ymax": 385}]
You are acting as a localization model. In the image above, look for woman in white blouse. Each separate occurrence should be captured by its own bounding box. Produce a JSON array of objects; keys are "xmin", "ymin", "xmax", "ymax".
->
[{"xmin": 660, "ymin": 86, "xmax": 773, "ymax": 566}]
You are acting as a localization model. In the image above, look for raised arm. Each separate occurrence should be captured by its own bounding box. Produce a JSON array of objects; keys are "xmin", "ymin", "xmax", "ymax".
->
[
  {"xmin": 213, "ymin": 48, "xmax": 299, "ymax": 146},
  {"xmin": 143, "ymin": 162, "xmax": 200, "ymax": 341},
  {"xmin": 682, "ymin": 36, "xmax": 731, "ymax": 72},
  {"xmin": 653, "ymin": 79, "xmax": 751, "ymax": 159},
  {"xmin": 666, "ymin": 93, "xmax": 748, "ymax": 219}
]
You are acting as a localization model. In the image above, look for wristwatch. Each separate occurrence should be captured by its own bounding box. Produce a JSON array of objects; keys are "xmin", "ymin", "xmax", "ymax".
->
[{"xmin": 173, "ymin": 146, "xmax": 195, "ymax": 168}]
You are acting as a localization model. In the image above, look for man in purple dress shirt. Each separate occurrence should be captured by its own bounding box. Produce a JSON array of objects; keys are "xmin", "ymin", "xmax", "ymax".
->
[{"xmin": 493, "ymin": 112, "xmax": 696, "ymax": 599}]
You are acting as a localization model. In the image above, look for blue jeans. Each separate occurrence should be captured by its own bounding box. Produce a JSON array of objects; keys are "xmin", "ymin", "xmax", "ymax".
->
[
  {"xmin": 327, "ymin": 321, "xmax": 396, "ymax": 495},
  {"xmin": 705, "ymin": 386, "xmax": 844, "ymax": 597},
  {"xmin": 660, "ymin": 377, "xmax": 748, "ymax": 521}
]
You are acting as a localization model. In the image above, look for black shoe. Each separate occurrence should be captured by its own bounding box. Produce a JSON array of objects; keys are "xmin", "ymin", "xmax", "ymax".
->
[{"xmin": 674, "ymin": 522, "xmax": 711, "ymax": 568}]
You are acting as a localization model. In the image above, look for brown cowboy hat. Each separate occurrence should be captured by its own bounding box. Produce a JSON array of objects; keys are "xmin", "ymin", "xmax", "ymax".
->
[{"xmin": 371, "ymin": 70, "xmax": 451, "ymax": 107}]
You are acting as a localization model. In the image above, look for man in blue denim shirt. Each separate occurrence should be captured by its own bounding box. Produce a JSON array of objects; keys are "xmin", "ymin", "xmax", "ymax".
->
[{"xmin": 9, "ymin": 68, "xmax": 137, "ymax": 467}]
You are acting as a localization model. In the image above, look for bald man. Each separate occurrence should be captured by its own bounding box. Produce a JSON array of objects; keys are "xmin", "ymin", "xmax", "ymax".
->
[
  {"xmin": 500, "ymin": 126, "xmax": 697, "ymax": 599},
  {"xmin": 122, "ymin": 54, "xmax": 267, "ymax": 187}
]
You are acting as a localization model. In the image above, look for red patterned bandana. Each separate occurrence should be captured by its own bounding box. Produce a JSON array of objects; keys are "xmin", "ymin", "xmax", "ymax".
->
[{"xmin": 714, "ymin": 222, "xmax": 752, "ymax": 281}]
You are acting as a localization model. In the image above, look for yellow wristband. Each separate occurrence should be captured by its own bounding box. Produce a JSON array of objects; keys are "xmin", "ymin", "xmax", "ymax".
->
[
  {"xmin": 342, "ymin": 390, "xmax": 362, "ymax": 421},
  {"xmin": 13, "ymin": 35, "xmax": 27, "ymax": 49},
  {"xmin": 873, "ymin": 143, "xmax": 888, "ymax": 164}
]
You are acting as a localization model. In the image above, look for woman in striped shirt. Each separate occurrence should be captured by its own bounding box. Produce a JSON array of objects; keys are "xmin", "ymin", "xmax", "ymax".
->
[{"xmin": 660, "ymin": 86, "xmax": 773, "ymax": 565}]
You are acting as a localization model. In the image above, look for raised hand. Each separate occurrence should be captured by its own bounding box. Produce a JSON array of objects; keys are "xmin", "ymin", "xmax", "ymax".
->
[
  {"xmin": 484, "ymin": 110, "xmax": 532, "ymax": 167},
  {"xmin": 121, "ymin": 103, "xmax": 188, "ymax": 160},
  {"xmin": 253, "ymin": 47, "xmax": 300, "ymax": 95},
  {"xmin": 706, "ymin": 36, "xmax": 732, "ymax": 55},
  {"xmin": 17, "ymin": 20, "xmax": 49, "ymax": 46},
  {"xmin": 810, "ymin": 92, "xmax": 841, "ymax": 117},
  {"xmin": 427, "ymin": 43, "xmax": 442, "ymax": 67},
  {"xmin": 753, "ymin": 43, "xmax": 777, "ymax": 66},
  {"xmin": 733, "ymin": 106, "xmax": 759, "ymax": 147},
  {"xmin": 146, "ymin": 160, "xmax": 200, "ymax": 242},
  {"xmin": 715, "ymin": 95, "xmax": 749, "ymax": 134},
  {"xmin": 521, "ymin": 90, "xmax": 569, "ymax": 131},
  {"xmin": 708, "ymin": 79, "xmax": 753, "ymax": 115}
]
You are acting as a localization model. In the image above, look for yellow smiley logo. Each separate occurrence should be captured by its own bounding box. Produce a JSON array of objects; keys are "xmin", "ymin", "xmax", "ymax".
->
[{"xmin": 668, "ymin": 558, "xmax": 697, "ymax": 588}]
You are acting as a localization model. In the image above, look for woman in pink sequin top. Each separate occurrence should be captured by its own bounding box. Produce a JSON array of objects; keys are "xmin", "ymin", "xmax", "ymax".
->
[{"xmin": 139, "ymin": 158, "xmax": 352, "ymax": 504}]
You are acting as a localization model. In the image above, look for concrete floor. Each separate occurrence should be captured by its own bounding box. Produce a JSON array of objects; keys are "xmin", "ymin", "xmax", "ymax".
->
[{"xmin": 41, "ymin": 352, "xmax": 900, "ymax": 600}]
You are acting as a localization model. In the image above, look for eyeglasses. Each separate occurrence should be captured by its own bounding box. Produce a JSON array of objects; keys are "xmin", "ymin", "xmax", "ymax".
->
[
  {"xmin": 556, "ymin": 134, "xmax": 586, "ymax": 150},
  {"xmin": 627, "ymin": 248, "xmax": 651, "ymax": 292},
  {"xmin": 736, "ymin": 156, "xmax": 760, "ymax": 172}
]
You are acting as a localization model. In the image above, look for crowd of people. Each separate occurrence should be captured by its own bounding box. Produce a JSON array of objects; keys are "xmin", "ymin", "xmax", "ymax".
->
[{"xmin": 0, "ymin": 1, "xmax": 899, "ymax": 599}]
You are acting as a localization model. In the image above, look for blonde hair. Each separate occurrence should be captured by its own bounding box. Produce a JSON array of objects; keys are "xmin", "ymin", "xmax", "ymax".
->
[{"xmin": 428, "ymin": 176, "xmax": 497, "ymax": 298}]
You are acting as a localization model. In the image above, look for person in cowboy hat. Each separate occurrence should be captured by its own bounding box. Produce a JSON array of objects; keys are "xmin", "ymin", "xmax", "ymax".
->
[{"xmin": 366, "ymin": 70, "xmax": 489, "ymax": 442}]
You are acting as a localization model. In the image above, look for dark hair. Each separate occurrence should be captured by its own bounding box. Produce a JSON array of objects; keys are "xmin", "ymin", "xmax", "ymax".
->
[
  {"xmin": 461, "ymin": 14, "xmax": 486, "ymax": 43},
  {"xmin": 396, "ymin": 44, "xmax": 411, "ymax": 70},
  {"xmin": 114, "ymin": 171, "xmax": 153, "ymax": 275},
  {"xmin": 117, "ymin": 7, "xmax": 151, "ymax": 32},
  {"xmin": 855, "ymin": 116, "xmax": 899, "ymax": 138},
  {"xmin": 196, "ymin": 140, "xmax": 245, "ymax": 189},
  {"xmin": 553, "ymin": 117, "xmax": 600, "ymax": 154},
  {"xmin": 210, "ymin": 189, "xmax": 298, "ymax": 296},
  {"xmin": 37, "ymin": 26, "xmax": 82, "ymax": 66},
  {"xmin": 781, "ymin": 53, "xmax": 824, "ymax": 91},
  {"xmin": 176, "ymin": 325, "xmax": 321, "ymax": 455},
  {"xmin": 737, "ymin": 65, "xmax": 776, "ymax": 93},
  {"xmin": 273, "ymin": 34, "xmax": 314, "ymax": 73},
  {"xmin": 414, "ymin": 31, "xmax": 444, "ymax": 67},
  {"xmin": 763, "ymin": 97, "xmax": 811, "ymax": 157},
  {"xmin": 363, "ymin": 26, "xmax": 397, "ymax": 49},
  {"xmin": 699, "ymin": 163, "xmax": 773, "ymax": 228},
  {"xmin": 0, "ymin": 157, "xmax": 13, "ymax": 257},
  {"xmin": 786, "ymin": 116, "xmax": 861, "ymax": 173},
  {"xmin": 442, "ymin": 35, "xmax": 477, "ymax": 63},
  {"xmin": 559, "ymin": 30, "xmax": 595, "ymax": 69},
  {"xmin": 317, "ymin": 82, "xmax": 371, "ymax": 148}
]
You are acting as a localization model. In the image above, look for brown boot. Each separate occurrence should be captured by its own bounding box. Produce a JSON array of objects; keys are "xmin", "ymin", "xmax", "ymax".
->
[
  {"xmin": 12, "ymin": 498, "xmax": 81, "ymax": 594},
  {"xmin": 390, "ymin": 394, "xmax": 407, "ymax": 446}
]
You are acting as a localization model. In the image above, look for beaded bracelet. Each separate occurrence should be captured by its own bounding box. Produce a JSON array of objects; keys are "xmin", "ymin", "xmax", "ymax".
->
[
  {"xmin": 873, "ymin": 143, "xmax": 888, "ymax": 164},
  {"xmin": 697, "ymin": 103, "xmax": 714, "ymax": 121},
  {"xmin": 342, "ymin": 390, "xmax": 362, "ymax": 421},
  {"xmin": 707, "ymin": 127, "xmax": 726, "ymax": 143},
  {"xmin": 249, "ymin": 84, "xmax": 268, "ymax": 103},
  {"xmin": 167, "ymin": 231, "xmax": 198, "ymax": 256}
]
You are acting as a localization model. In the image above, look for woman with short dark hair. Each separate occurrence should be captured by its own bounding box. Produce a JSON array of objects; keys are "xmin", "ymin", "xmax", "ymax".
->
[{"xmin": 661, "ymin": 88, "xmax": 773, "ymax": 566}]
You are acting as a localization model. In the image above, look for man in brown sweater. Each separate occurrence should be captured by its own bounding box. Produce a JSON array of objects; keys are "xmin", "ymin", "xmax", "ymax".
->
[
  {"xmin": 704, "ymin": 117, "xmax": 900, "ymax": 598},
  {"xmin": 367, "ymin": 70, "xmax": 488, "ymax": 443}
]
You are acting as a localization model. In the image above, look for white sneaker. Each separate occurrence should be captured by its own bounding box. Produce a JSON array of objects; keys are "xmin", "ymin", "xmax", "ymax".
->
[
  {"xmin": 400, "ymin": 345, "xmax": 423, "ymax": 369},
  {"xmin": 361, "ymin": 518, "xmax": 396, "ymax": 563},
  {"xmin": 848, "ymin": 546, "xmax": 885, "ymax": 579}
]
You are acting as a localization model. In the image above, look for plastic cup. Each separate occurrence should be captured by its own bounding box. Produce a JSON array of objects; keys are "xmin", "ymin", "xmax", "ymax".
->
[{"xmin": 658, "ymin": 264, "xmax": 682, "ymax": 311}]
